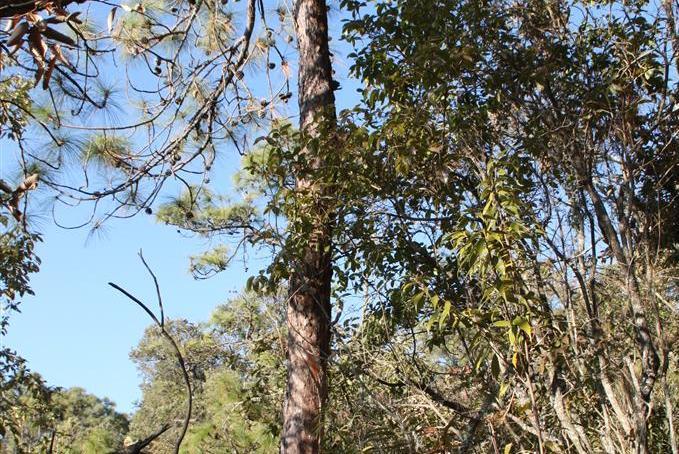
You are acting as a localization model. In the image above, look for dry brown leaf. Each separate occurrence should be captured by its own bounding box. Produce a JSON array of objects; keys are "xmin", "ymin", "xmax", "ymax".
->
[
  {"xmin": 17, "ymin": 174, "xmax": 39, "ymax": 192},
  {"xmin": 43, "ymin": 55, "xmax": 57, "ymax": 89},
  {"xmin": 66, "ymin": 12, "xmax": 83, "ymax": 24},
  {"xmin": 7, "ymin": 174, "xmax": 40, "ymax": 223},
  {"xmin": 28, "ymin": 28, "xmax": 47, "ymax": 65},
  {"xmin": 34, "ymin": 63, "xmax": 44, "ymax": 85},
  {"xmin": 25, "ymin": 13, "xmax": 41, "ymax": 23},
  {"xmin": 4, "ymin": 17, "xmax": 19, "ymax": 32},
  {"xmin": 6, "ymin": 21, "xmax": 29, "ymax": 47},
  {"xmin": 51, "ymin": 43, "xmax": 74, "ymax": 71},
  {"xmin": 107, "ymin": 7, "xmax": 117, "ymax": 34},
  {"xmin": 42, "ymin": 26, "xmax": 76, "ymax": 46}
]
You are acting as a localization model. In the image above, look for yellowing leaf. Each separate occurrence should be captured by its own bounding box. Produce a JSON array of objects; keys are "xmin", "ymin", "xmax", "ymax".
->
[
  {"xmin": 518, "ymin": 320, "xmax": 531, "ymax": 337},
  {"xmin": 499, "ymin": 382, "xmax": 509, "ymax": 398},
  {"xmin": 492, "ymin": 320, "xmax": 511, "ymax": 328}
]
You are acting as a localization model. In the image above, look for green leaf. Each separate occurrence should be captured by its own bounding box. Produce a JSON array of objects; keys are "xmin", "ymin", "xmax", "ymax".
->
[
  {"xmin": 499, "ymin": 382, "xmax": 509, "ymax": 398},
  {"xmin": 492, "ymin": 320, "xmax": 511, "ymax": 329},
  {"xmin": 513, "ymin": 317, "xmax": 532, "ymax": 337},
  {"xmin": 412, "ymin": 291, "xmax": 425, "ymax": 308},
  {"xmin": 438, "ymin": 300, "xmax": 451, "ymax": 328},
  {"xmin": 491, "ymin": 355, "xmax": 500, "ymax": 379}
]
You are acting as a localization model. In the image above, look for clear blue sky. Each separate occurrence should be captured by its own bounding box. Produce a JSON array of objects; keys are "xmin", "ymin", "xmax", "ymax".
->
[
  {"xmin": 4, "ymin": 213, "xmax": 245, "ymax": 414},
  {"xmin": 2, "ymin": 3, "xmax": 361, "ymax": 415}
]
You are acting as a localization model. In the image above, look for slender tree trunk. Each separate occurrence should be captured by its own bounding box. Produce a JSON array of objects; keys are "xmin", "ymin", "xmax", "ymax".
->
[
  {"xmin": 585, "ymin": 181, "xmax": 659, "ymax": 454},
  {"xmin": 281, "ymin": 0, "xmax": 336, "ymax": 451}
]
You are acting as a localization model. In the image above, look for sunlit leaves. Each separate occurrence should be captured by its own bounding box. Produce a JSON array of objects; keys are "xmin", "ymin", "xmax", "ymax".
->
[
  {"xmin": 129, "ymin": 292, "xmax": 285, "ymax": 452},
  {"xmin": 156, "ymin": 187, "xmax": 258, "ymax": 234},
  {"xmin": 81, "ymin": 134, "xmax": 131, "ymax": 168},
  {"xmin": 189, "ymin": 244, "xmax": 230, "ymax": 278}
]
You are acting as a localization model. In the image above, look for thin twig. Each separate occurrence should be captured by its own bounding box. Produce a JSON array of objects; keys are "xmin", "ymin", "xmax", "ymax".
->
[
  {"xmin": 108, "ymin": 257, "xmax": 193, "ymax": 454},
  {"xmin": 138, "ymin": 250, "xmax": 164, "ymax": 326}
]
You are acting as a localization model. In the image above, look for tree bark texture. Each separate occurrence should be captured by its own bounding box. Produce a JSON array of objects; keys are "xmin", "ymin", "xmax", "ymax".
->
[{"xmin": 281, "ymin": 0, "xmax": 336, "ymax": 451}]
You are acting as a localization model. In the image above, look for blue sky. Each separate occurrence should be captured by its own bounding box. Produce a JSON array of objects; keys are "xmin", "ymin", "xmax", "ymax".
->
[
  {"xmin": 1, "ymin": 1, "xmax": 362, "ymax": 415},
  {"xmin": 4, "ymin": 212, "xmax": 243, "ymax": 413}
]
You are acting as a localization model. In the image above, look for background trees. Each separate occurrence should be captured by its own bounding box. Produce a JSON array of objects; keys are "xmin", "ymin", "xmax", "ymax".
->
[
  {"xmin": 0, "ymin": 377, "xmax": 129, "ymax": 453},
  {"xmin": 126, "ymin": 291, "xmax": 285, "ymax": 452}
]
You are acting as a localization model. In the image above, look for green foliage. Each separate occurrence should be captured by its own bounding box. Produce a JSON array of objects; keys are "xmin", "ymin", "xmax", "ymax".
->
[
  {"xmin": 0, "ymin": 76, "xmax": 32, "ymax": 141},
  {"xmin": 157, "ymin": 188, "xmax": 257, "ymax": 233},
  {"xmin": 81, "ymin": 134, "xmax": 132, "ymax": 169},
  {"xmin": 49, "ymin": 387, "xmax": 129, "ymax": 453},
  {"xmin": 0, "ymin": 220, "xmax": 44, "ymax": 454},
  {"xmin": 0, "ymin": 377, "xmax": 129, "ymax": 453},
  {"xmin": 128, "ymin": 291, "xmax": 285, "ymax": 453},
  {"xmin": 0, "ymin": 223, "xmax": 41, "ymax": 336},
  {"xmin": 188, "ymin": 245, "xmax": 231, "ymax": 279},
  {"xmin": 334, "ymin": 0, "xmax": 679, "ymax": 450},
  {"xmin": 1, "ymin": 0, "xmax": 677, "ymax": 450},
  {"xmin": 183, "ymin": 369, "xmax": 278, "ymax": 452}
]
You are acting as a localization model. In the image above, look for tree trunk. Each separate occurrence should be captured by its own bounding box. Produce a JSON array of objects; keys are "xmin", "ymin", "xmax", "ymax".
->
[
  {"xmin": 281, "ymin": 0, "xmax": 336, "ymax": 451},
  {"xmin": 585, "ymin": 181, "xmax": 659, "ymax": 454}
]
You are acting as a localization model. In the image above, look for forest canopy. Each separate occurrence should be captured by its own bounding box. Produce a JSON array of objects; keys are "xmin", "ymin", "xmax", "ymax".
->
[{"xmin": 1, "ymin": 0, "xmax": 678, "ymax": 452}]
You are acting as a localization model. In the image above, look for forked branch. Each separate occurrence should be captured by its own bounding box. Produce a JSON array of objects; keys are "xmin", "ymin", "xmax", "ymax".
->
[{"xmin": 108, "ymin": 251, "xmax": 192, "ymax": 454}]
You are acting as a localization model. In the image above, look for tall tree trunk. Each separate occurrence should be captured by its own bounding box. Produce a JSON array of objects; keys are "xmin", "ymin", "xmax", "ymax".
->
[{"xmin": 281, "ymin": 0, "xmax": 336, "ymax": 451}]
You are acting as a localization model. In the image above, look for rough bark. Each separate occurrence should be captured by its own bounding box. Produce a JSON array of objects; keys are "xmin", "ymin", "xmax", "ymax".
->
[{"xmin": 280, "ymin": 0, "xmax": 336, "ymax": 451}]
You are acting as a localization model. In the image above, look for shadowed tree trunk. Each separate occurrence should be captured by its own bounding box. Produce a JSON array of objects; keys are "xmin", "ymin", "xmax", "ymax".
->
[{"xmin": 280, "ymin": 0, "xmax": 337, "ymax": 451}]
